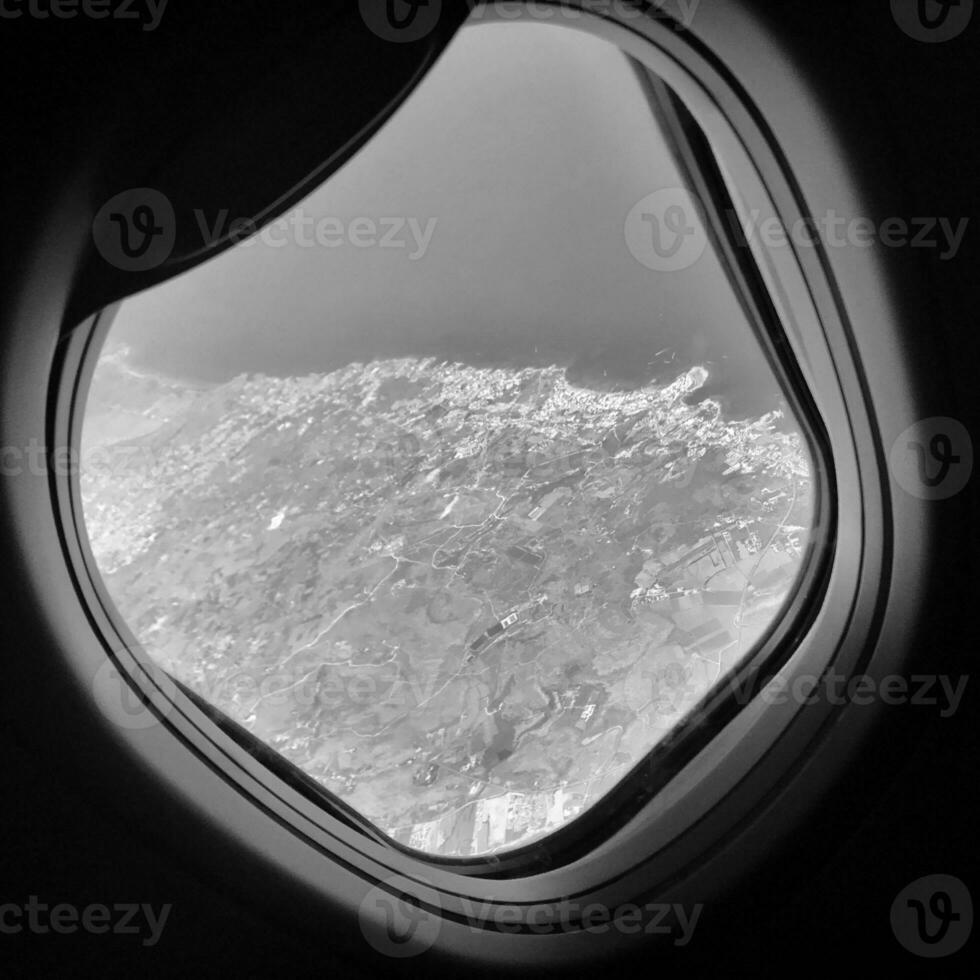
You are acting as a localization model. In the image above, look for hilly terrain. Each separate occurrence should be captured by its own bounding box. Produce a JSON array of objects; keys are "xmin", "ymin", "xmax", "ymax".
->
[{"xmin": 80, "ymin": 346, "xmax": 813, "ymax": 856}]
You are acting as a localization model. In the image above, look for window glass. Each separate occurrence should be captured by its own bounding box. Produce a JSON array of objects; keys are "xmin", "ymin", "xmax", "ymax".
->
[{"xmin": 81, "ymin": 23, "xmax": 815, "ymax": 857}]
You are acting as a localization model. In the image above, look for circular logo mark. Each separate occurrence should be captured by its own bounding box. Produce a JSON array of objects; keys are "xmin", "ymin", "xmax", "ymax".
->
[
  {"xmin": 889, "ymin": 417, "xmax": 972, "ymax": 500},
  {"xmin": 92, "ymin": 188, "xmax": 176, "ymax": 272},
  {"xmin": 359, "ymin": 0, "xmax": 443, "ymax": 43},
  {"xmin": 891, "ymin": 874, "xmax": 973, "ymax": 957},
  {"xmin": 358, "ymin": 877, "xmax": 441, "ymax": 958},
  {"xmin": 891, "ymin": 0, "xmax": 974, "ymax": 42},
  {"xmin": 624, "ymin": 188, "xmax": 708, "ymax": 272},
  {"xmin": 91, "ymin": 655, "xmax": 179, "ymax": 731}
]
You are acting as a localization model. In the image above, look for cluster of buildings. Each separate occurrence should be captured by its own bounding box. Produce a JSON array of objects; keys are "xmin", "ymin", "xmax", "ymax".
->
[{"xmin": 393, "ymin": 786, "xmax": 582, "ymax": 856}]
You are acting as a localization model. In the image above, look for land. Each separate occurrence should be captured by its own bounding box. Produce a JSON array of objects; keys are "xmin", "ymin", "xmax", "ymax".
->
[{"xmin": 81, "ymin": 347, "xmax": 813, "ymax": 857}]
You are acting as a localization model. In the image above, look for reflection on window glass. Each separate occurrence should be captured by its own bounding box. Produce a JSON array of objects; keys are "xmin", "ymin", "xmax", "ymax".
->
[{"xmin": 80, "ymin": 24, "xmax": 814, "ymax": 857}]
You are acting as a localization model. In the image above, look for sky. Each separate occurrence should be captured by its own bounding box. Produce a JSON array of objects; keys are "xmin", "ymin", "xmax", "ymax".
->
[{"xmin": 108, "ymin": 21, "xmax": 773, "ymax": 410}]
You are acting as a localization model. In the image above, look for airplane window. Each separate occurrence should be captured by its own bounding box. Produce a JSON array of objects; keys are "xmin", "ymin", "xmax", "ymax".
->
[{"xmin": 79, "ymin": 22, "xmax": 817, "ymax": 859}]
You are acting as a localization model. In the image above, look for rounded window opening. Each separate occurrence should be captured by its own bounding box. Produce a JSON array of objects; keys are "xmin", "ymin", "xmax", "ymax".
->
[{"xmin": 80, "ymin": 21, "xmax": 818, "ymax": 859}]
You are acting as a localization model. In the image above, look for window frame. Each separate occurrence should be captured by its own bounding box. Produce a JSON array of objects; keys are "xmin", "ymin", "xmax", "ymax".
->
[{"xmin": 41, "ymin": 0, "xmax": 896, "ymax": 965}]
